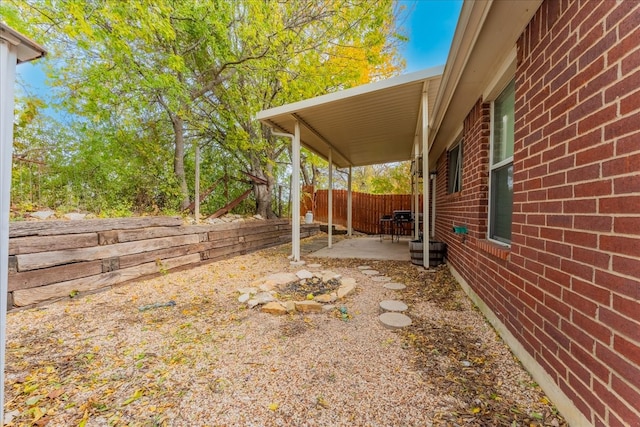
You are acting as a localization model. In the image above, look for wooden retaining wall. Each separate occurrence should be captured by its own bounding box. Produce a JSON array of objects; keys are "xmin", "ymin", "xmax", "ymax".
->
[{"xmin": 7, "ymin": 217, "xmax": 318, "ymax": 310}]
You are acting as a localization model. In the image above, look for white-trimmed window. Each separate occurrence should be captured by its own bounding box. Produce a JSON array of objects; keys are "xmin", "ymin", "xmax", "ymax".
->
[
  {"xmin": 448, "ymin": 141, "xmax": 462, "ymax": 194},
  {"xmin": 489, "ymin": 79, "xmax": 515, "ymax": 244}
]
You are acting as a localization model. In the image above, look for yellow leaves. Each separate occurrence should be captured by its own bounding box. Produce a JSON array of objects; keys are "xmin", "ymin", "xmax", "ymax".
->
[
  {"xmin": 122, "ymin": 388, "xmax": 144, "ymax": 406},
  {"xmin": 471, "ymin": 407, "xmax": 481, "ymax": 414},
  {"xmin": 268, "ymin": 402, "xmax": 279, "ymax": 411},
  {"xmin": 316, "ymin": 396, "xmax": 329, "ymax": 409},
  {"xmin": 23, "ymin": 383, "xmax": 39, "ymax": 394}
]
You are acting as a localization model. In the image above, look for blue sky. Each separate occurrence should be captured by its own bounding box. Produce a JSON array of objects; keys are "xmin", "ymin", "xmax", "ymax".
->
[
  {"xmin": 399, "ymin": 0, "xmax": 463, "ymax": 72},
  {"xmin": 16, "ymin": 1, "xmax": 463, "ymax": 100}
]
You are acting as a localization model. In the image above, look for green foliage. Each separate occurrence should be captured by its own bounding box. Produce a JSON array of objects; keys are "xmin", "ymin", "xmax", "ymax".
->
[{"xmin": 6, "ymin": 0, "xmax": 407, "ymax": 218}]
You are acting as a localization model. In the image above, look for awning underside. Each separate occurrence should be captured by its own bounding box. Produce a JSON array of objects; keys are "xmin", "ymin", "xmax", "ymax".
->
[{"xmin": 257, "ymin": 66, "xmax": 443, "ymax": 168}]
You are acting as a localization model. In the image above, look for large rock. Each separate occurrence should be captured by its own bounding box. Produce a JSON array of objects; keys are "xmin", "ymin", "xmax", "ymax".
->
[
  {"xmin": 294, "ymin": 300, "xmax": 323, "ymax": 313},
  {"xmin": 314, "ymin": 294, "xmax": 337, "ymax": 303},
  {"xmin": 296, "ymin": 269, "xmax": 314, "ymax": 280},
  {"xmin": 262, "ymin": 302, "xmax": 287, "ymax": 315},
  {"xmin": 337, "ymin": 282, "xmax": 356, "ymax": 299},
  {"xmin": 247, "ymin": 292, "xmax": 276, "ymax": 308},
  {"xmin": 341, "ymin": 278, "xmax": 356, "ymax": 287},
  {"xmin": 264, "ymin": 272, "xmax": 298, "ymax": 285},
  {"xmin": 237, "ymin": 287, "xmax": 258, "ymax": 295},
  {"xmin": 258, "ymin": 280, "xmax": 277, "ymax": 292},
  {"xmin": 30, "ymin": 210, "xmax": 54, "ymax": 220},
  {"xmin": 321, "ymin": 271, "xmax": 341, "ymax": 282},
  {"xmin": 283, "ymin": 301, "xmax": 297, "ymax": 313},
  {"xmin": 238, "ymin": 293, "xmax": 251, "ymax": 303}
]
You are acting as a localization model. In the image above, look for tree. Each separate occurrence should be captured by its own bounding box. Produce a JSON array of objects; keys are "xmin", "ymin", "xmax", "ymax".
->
[
  {"xmin": 202, "ymin": 0, "xmax": 405, "ymax": 217},
  {"xmin": 5, "ymin": 0, "xmax": 406, "ymax": 217}
]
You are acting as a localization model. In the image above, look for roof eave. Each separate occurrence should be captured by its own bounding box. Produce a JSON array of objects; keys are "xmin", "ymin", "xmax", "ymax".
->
[
  {"xmin": 428, "ymin": 0, "xmax": 542, "ymax": 168},
  {"xmin": 256, "ymin": 65, "xmax": 444, "ymax": 123},
  {"xmin": 0, "ymin": 23, "xmax": 47, "ymax": 63}
]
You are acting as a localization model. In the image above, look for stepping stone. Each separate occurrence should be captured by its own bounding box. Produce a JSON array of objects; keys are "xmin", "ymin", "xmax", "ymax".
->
[
  {"xmin": 296, "ymin": 269, "xmax": 314, "ymax": 279},
  {"xmin": 357, "ymin": 265, "xmax": 372, "ymax": 270},
  {"xmin": 383, "ymin": 282, "xmax": 406, "ymax": 290},
  {"xmin": 361, "ymin": 269, "xmax": 379, "ymax": 276},
  {"xmin": 372, "ymin": 276, "xmax": 391, "ymax": 282},
  {"xmin": 379, "ymin": 312, "xmax": 412, "ymax": 329},
  {"xmin": 379, "ymin": 300, "xmax": 408, "ymax": 312},
  {"xmin": 307, "ymin": 263, "xmax": 322, "ymax": 269}
]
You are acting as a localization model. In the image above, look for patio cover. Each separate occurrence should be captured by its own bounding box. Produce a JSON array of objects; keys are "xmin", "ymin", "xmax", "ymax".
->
[
  {"xmin": 256, "ymin": 66, "xmax": 443, "ymax": 265},
  {"xmin": 256, "ymin": 65, "xmax": 443, "ymax": 168}
]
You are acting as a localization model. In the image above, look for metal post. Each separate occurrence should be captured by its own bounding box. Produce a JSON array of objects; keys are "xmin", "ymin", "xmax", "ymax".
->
[
  {"xmin": 194, "ymin": 144, "xmax": 200, "ymax": 223},
  {"xmin": 347, "ymin": 166, "xmax": 352, "ymax": 236},
  {"xmin": 292, "ymin": 121, "xmax": 301, "ymax": 262},
  {"xmin": 328, "ymin": 149, "xmax": 333, "ymax": 248},
  {"xmin": 422, "ymin": 90, "xmax": 430, "ymax": 269},
  {"xmin": 0, "ymin": 39, "xmax": 18, "ymax": 424}
]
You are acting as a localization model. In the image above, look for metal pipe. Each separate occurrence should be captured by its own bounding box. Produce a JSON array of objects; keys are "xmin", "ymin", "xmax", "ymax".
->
[
  {"xmin": 347, "ymin": 166, "xmax": 352, "ymax": 236},
  {"xmin": 422, "ymin": 89, "xmax": 430, "ymax": 269},
  {"xmin": 328, "ymin": 149, "xmax": 333, "ymax": 248}
]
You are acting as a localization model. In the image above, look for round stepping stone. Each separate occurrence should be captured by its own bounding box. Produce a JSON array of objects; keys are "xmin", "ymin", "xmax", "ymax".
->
[
  {"xmin": 384, "ymin": 282, "xmax": 406, "ymax": 290},
  {"xmin": 379, "ymin": 300, "xmax": 408, "ymax": 312},
  {"xmin": 379, "ymin": 312, "xmax": 412, "ymax": 329},
  {"xmin": 361, "ymin": 269, "xmax": 379, "ymax": 276},
  {"xmin": 372, "ymin": 276, "xmax": 391, "ymax": 282},
  {"xmin": 357, "ymin": 265, "xmax": 371, "ymax": 270}
]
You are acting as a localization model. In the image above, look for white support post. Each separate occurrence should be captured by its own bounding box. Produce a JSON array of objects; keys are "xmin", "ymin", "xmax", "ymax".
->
[
  {"xmin": 421, "ymin": 90, "xmax": 430, "ymax": 269},
  {"xmin": 0, "ymin": 39, "xmax": 18, "ymax": 424},
  {"xmin": 327, "ymin": 149, "xmax": 333, "ymax": 248},
  {"xmin": 413, "ymin": 137, "xmax": 420, "ymax": 240},
  {"xmin": 292, "ymin": 121, "xmax": 301, "ymax": 262},
  {"xmin": 347, "ymin": 166, "xmax": 352, "ymax": 236},
  {"xmin": 194, "ymin": 144, "xmax": 200, "ymax": 223}
]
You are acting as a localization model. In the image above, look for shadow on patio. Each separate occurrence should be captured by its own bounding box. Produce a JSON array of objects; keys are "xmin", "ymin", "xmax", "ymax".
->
[{"xmin": 307, "ymin": 235, "xmax": 411, "ymax": 261}]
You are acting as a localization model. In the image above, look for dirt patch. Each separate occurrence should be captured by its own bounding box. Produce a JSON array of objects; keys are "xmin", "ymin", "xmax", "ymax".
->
[{"xmin": 3, "ymin": 236, "xmax": 567, "ymax": 426}]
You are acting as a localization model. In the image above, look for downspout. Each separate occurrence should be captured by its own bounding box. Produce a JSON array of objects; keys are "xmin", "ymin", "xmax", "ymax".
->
[
  {"xmin": 431, "ymin": 173, "xmax": 436, "ymax": 238},
  {"xmin": 413, "ymin": 137, "xmax": 420, "ymax": 240}
]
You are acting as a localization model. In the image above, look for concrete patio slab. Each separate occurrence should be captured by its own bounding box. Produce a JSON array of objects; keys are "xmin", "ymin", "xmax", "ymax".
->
[{"xmin": 309, "ymin": 236, "xmax": 411, "ymax": 261}]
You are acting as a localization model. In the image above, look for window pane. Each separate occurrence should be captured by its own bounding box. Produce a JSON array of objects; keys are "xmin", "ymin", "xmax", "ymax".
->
[
  {"xmin": 492, "ymin": 80, "xmax": 515, "ymax": 164},
  {"xmin": 490, "ymin": 163, "xmax": 513, "ymax": 242}
]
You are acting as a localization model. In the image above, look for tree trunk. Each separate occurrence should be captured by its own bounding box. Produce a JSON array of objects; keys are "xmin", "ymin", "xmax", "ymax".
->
[
  {"xmin": 172, "ymin": 115, "xmax": 190, "ymax": 210},
  {"xmin": 250, "ymin": 154, "xmax": 277, "ymax": 219}
]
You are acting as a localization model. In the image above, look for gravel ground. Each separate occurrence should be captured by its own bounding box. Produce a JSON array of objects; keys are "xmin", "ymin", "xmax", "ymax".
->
[{"xmin": 3, "ymin": 236, "xmax": 565, "ymax": 426}]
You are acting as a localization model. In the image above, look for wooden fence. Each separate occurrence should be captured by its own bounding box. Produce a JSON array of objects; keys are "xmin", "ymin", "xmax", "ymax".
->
[
  {"xmin": 311, "ymin": 189, "xmax": 423, "ymax": 235},
  {"xmin": 7, "ymin": 217, "xmax": 318, "ymax": 310}
]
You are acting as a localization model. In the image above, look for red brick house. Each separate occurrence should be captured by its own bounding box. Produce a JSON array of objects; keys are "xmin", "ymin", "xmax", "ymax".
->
[
  {"xmin": 259, "ymin": 1, "xmax": 640, "ymax": 424},
  {"xmin": 430, "ymin": 1, "xmax": 640, "ymax": 425}
]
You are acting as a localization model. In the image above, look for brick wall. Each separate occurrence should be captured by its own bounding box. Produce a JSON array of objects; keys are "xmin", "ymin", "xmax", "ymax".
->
[{"xmin": 435, "ymin": 0, "xmax": 640, "ymax": 425}]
